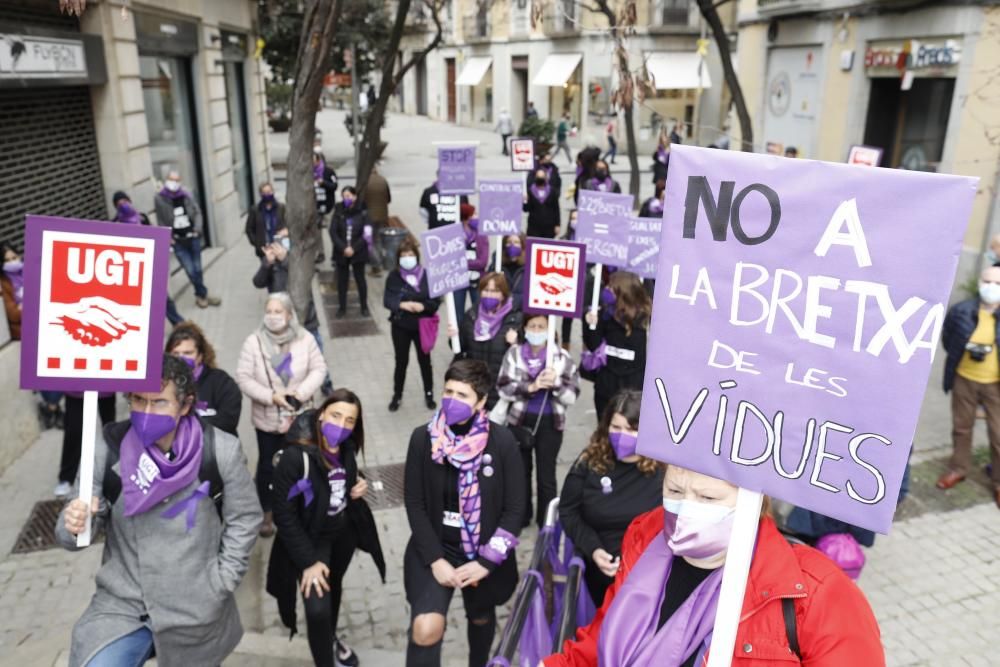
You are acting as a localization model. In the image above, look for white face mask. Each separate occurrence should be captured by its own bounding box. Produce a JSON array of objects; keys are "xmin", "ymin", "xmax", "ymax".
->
[
  {"xmin": 264, "ymin": 313, "xmax": 287, "ymax": 332},
  {"xmin": 980, "ymin": 282, "xmax": 1000, "ymax": 305},
  {"xmin": 524, "ymin": 330, "xmax": 547, "ymax": 346},
  {"xmin": 165, "ymin": 180, "xmax": 181, "ymax": 192},
  {"xmin": 280, "ymin": 237, "xmax": 291, "ymax": 251},
  {"xmin": 987, "ymin": 249, "xmax": 999, "ymax": 265},
  {"xmin": 399, "ymin": 256, "xmax": 418, "ymax": 270}
]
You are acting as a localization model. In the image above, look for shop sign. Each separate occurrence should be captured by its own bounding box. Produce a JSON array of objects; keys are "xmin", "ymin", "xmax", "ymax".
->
[
  {"xmin": 865, "ymin": 39, "xmax": 962, "ymax": 75},
  {"xmin": 0, "ymin": 34, "xmax": 86, "ymax": 78}
]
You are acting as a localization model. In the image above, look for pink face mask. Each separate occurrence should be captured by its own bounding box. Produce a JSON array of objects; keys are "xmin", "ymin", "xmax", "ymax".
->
[{"xmin": 662, "ymin": 498, "xmax": 736, "ymax": 559}]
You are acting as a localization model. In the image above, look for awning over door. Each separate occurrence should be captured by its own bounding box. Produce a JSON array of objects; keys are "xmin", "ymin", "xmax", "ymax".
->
[
  {"xmin": 645, "ymin": 52, "xmax": 712, "ymax": 89},
  {"xmin": 456, "ymin": 56, "xmax": 493, "ymax": 86},
  {"xmin": 532, "ymin": 53, "xmax": 582, "ymax": 86}
]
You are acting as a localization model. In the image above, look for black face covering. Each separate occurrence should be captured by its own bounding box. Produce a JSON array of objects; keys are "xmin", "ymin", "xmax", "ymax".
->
[
  {"xmin": 535, "ymin": 178, "xmax": 546, "ymax": 186},
  {"xmin": 596, "ymin": 169, "xmax": 608, "ymax": 179}
]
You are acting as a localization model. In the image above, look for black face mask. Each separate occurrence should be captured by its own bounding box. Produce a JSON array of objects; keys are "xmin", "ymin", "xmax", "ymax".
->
[
  {"xmin": 596, "ymin": 169, "xmax": 608, "ymax": 179},
  {"xmin": 535, "ymin": 178, "xmax": 546, "ymax": 186}
]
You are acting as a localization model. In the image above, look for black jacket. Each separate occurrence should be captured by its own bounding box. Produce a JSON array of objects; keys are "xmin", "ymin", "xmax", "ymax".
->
[
  {"xmin": 419, "ymin": 185, "xmax": 469, "ymax": 229},
  {"xmin": 941, "ymin": 298, "xmax": 1000, "ymax": 392},
  {"xmin": 315, "ymin": 166, "xmax": 338, "ymax": 215},
  {"xmin": 245, "ymin": 201, "xmax": 287, "ymax": 255},
  {"xmin": 581, "ymin": 177, "xmax": 622, "ymax": 194},
  {"xmin": 501, "ymin": 264, "xmax": 525, "ymax": 311},
  {"xmin": 329, "ymin": 202, "xmax": 370, "ymax": 264},
  {"xmin": 651, "ymin": 150, "xmax": 669, "ymax": 184},
  {"xmin": 524, "ymin": 188, "xmax": 561, "ymax": 238},
  {"xmin": 195, "ymin": 367, "xmax": 242, "ymax": 436},
  {"xmin": 455, "ymin": 305, "xmax": 521, "ymax": 408},
  {"xmin": 638, "ymin": 197, "xmax": 663, "ymax": 219},
  {"xmin": 528, "ymin": 163, "xmax": 562, "ymax": 195},
  {"xmin": 266, "ymin": 442, "xmax": 386, "ymax": 634},
  {"xmin": 582, "ymin": 308, "xmax": 649, "ymax": 399},
  {"xmin": 404, "ymin": 422, "xmax": 525, "ymax": 605},
  {"xmin": 383, "ymin": 268, "xmax": 440, "ymax": 332}
]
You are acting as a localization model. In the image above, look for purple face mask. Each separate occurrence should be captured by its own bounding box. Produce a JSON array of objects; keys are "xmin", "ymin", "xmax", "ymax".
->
[
  {"xmin": 608, "ymin": 431, "xmax": 638, "ymax": 459},
  {"xmin": 467, "ymin": 217, "xmax": 480, "ymax": 231},
  {"xmin": 662, "ymin": 498, "xmax": 736, "ymax": 559},
  {"xmin": 480, "ymin": 296, "xmax": 501, "ymax": 312},
  {"xmin": 130, "ymin": 411, "xmax": 178, "ymax": 448},
  {"xmin": 600, "ymin": 286, "xmax": 617, "ymax": 307},
  {"xmin": 441, "ymin": 397, "xmax": 475, "ymax": 426},
  {"xmin": 505, "ymin": 245, "xmax": 522, "ymax": 259},
  {"xmin": 322, "ymin": 421, "xmax": 352, "ymax": 449}
]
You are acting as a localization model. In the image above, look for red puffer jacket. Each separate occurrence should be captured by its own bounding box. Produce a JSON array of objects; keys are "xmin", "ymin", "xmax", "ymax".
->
[{"xmin": 544, "ymin": 510, "xmax": 884, "ymax": 666}]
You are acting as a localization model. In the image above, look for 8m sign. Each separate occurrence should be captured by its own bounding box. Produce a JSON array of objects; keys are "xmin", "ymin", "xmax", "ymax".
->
[{"xmin": 20, "ymin": 216, "xmax": 171, "ymax": 392}]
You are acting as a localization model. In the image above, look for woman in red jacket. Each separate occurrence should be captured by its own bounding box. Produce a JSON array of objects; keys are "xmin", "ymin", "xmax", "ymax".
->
[{"xmin": 543, "ymin": 465, "xmax": 884, "ymax": 667}]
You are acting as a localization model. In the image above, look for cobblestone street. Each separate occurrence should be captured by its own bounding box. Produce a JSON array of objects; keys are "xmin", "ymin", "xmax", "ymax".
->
[{"xmin": 1, "ymin": 111, "xmax": 998, "ymax": 667}]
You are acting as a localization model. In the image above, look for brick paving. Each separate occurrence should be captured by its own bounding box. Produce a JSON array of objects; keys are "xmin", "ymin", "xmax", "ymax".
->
[{"xmin": 0, "ymin": 111, "xmax": 998, "ymax": 667}]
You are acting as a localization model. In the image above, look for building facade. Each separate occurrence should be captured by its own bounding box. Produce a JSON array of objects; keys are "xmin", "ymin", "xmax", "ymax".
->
[
  {"xmin": 735, "ymin": 0, "xmax": 1000, "ymax": 287},
  {"xmin": 0, "ymin": 0, "xmax": 270, "ymax": 471}
]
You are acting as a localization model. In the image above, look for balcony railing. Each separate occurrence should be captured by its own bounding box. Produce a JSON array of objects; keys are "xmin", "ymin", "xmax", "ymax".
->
[
  {"xmin": 650, "ymin": 0, "xmax": 691, "ymax": 27},
  {"xmin": 544, "ymin": 0, "xmax": 580, "ymax": 36},
  {"xmin": 462, "ymin": 11, "xmax": 491, "ymax": 42}
]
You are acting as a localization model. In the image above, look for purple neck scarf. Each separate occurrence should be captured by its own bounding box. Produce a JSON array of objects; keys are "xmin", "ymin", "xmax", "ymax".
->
[
  {"xmin": 272, "ymin": 352, "xmax": 293, "ymax": 384},
  {"xmin": 530, "ymin": 183, "xmax": 551, "ymax": 202},
  {"xmin": 3, "ymin": 264, "xmax": 24, "ymax": 305},
  {"xmin": 400, "ymin": 265, "xmax": 425, "ymax": 289},
  {"xmin": 647, "ymin": 197, "xmax": 664, "ymax": 214},
  {"xmin": 159, "ymin": 185, "xmax": 192, "ymax": 201},
  {"xmin": 656, "ymin": 147, "xmax": 669, "ymax": 164},
  {"xmin": 464, "ymin": 224, "xmax": 479, "ymax": 246},
  {"xmin": 575, "ymin": 165, "xmax": 584, "ymax": 179},
  {"xmin": 313, "ymin": 160, "xmax": 325, "ymax": 180},
  {"xmin": 474, "ymin": 297, "xmax": 513, "ymax": 342},
  {"xmin": 590, "ymin": 177, "xmax": 614, "ymax": 192},
  {"xmin": 115, "ymin": 204, "xmax": 142, "ymax": 225},
  {"xmin": 521, "ymin": 342, "xmax": 546, "ymax": 380},
  {"xmin": 597, "ymin": 529, "xmax": 724, "ymax": 667},
  {"xmin": 121, "ymin": 415, "xmax": 204, "ymax": 519}
]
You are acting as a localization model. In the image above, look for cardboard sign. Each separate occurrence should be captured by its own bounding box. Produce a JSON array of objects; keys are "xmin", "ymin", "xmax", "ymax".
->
[
  {"xmin": 420, "ymin": 223, "xmax": 470, "ymax": 298},
  {"xmin": 636, "ymin": 145, "xmax": 977, "ymax": 533},
  {"xmin": 627, "ymin": 216, "xmax": 663, "ymax": 280},
  {"xmin": 510, "ymin": 138, "xmax": 535, "ymax": 172},
  {"xmin": 438, "ymin": 146, "xmax": 476, "ymax": 195},
  {"xmin": 576, "ymin": 190, "xmax": 633, "ymax": 267},
  {"xmin": 523, "ymin": 238, "xmax": 586, "ymax": 318},
  {"xmin": 479, "ymin": 180, "xmax": 524, "ymax": 236},
  {"xmin": 19, "ymin": 216, "xmax": 171, "ymax": 392},
  {"xmin": 848, "ymin": 145, "xmax": 884, "ymax": 167}
]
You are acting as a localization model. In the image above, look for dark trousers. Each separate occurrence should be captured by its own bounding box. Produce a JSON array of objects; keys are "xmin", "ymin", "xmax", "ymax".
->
[
  {"xmin": 255, "ymin": 429, "xmax": 285, "ymax": 512},
  {"xmin": 603, "ymin": 136, "xmax": 617, "ymax": 163},
  {"xmin": 303, "ymin": 520, "xmax": 358, "ymax": 667},
  {"xmin": 336, "ymin": 260, "xmax": 368, "ymax": 311},
  {"xmin": 519, "ymin": 414, "xmax": 563, "ymax": 527},
  {"xmin": 582, "ymin": 558, "xmax": 614, "ymax": 608},
  {"xmin": 60, "ymin": 394, "xmax": 116, "ymax": 483},
  {"xmin": 561, "ymin": 316, "xmax": 573, "ymax": 348},
  {"xmin": 501, "ymin": 133, "xmax": 511, "ymax": 155},
  {"xmin": 392, "ymin": 325, "xmax": 433, "ymax": 397},
  {"xmin": 165, "ymin": 297, "xmax": 184, "ymax": 325},
  {"xmin": 950, "ymin": 374, "xmax": 1000, "ymax": 488},
  {"xmin": 173, "ymin": 237, "xmax": 208, "ymax": 298}
]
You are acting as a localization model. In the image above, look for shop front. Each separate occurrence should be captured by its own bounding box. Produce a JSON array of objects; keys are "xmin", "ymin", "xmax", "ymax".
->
[
  {"xmin": 220, "ymin": 30, "xmax": 255, "ymax": 213},
  {"xmin": 533, "ymin": 53, "xmax": 582, "ymax": 125}
]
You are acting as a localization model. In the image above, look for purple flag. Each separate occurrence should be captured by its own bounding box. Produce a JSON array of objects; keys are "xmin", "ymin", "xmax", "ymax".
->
[
  {"xmin": 637, "ymin": 145, "xmax": 977, "ymax": 534},
  {"xmin": 438, "ymin": 146, "xmax": 476, "ymax": 195},
  {"xmin": 420, "ymin": 223, "xmax": 470, "ymax": 298},
  {"xmin": 627, "ymin": 217, "xmax": 662, "ymax": 280},
  {"xmin": 576, "ymin": 190, "xmax": 633, "ymax": 267},
  {"xmin": 479, "ymin": 180, "xmax": 524, "ymax": 236}
]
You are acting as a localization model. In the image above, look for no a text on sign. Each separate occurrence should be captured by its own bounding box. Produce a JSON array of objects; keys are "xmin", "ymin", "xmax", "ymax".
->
[
  {"xmin": 636, "ymin": 145, "xmax": 977, "ymax": 533},
  {"xmin": 19, "ymin": 215, "xmax": 171, "ymax": 392}
]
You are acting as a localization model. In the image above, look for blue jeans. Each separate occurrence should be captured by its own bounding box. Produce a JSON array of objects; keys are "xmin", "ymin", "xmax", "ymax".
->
[
  {"xmin": 308, "ymin": 327, "xmax": 334, "ymax": 395},
  {"xmin": 87, "ymin": 627, "xmax": 154, "ymax": 667},
  {"xmin": 40, "ymin": 391, "xmax": 63, "ymax": 406},
  {"xmin": 166, "ymin": 297, "xmax": 184, "ymax": 325},
  {"xmin": 173, "ymin": 237, "xmax": 208, "ymax": 298}
]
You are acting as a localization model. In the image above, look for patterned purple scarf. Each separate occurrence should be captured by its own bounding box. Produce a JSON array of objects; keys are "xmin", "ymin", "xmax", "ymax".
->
[
  {"xmin": 474, "ymin": 297, "xmax": 513, "ymax": 342},
  {"xmin": 530, "ymin": 183, "xmax": 551, "ymax": 202},
  {"xmin": 521, "ymin": 342, "xmax": 546, "ymax": 380},
  {"xmin": 400, "ymin": 265, "xmax": 425, "ymax": 289},
  {"xmin": 429, "ymin": 409, "xmax": 490, "ymax": 560},
  {"xmin": 121, "ymin": 415, "xmax": 204, "ymax": 518}
]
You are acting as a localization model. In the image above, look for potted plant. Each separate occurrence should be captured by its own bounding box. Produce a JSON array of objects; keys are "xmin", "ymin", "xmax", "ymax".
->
[{"xmin": 518, "ymin": 117, "xmax": 556, "ymax": 157}]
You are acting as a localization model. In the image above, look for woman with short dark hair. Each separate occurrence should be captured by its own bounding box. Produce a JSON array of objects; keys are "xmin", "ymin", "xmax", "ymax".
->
[{"xmin": 166, "ymin": 321, "xmax": 242, "ymax": 436}]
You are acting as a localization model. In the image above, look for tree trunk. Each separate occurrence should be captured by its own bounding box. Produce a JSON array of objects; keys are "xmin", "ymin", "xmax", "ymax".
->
[
  {"xmin": 286, "ymin": 0, "xmax": 343, "ymax": 323},
  {"xmin": 696, "ymin": 0, "xmax": 753, "ymax": 152}
]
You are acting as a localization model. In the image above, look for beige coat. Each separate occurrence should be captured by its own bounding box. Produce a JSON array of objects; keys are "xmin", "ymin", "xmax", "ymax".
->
[{"xmin": 235, "ymin": 330, "xmax": 327, "ymax": 433}]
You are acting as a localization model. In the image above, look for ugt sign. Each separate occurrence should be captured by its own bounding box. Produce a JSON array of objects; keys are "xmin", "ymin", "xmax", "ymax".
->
[
  {"xmin": 19, "ymin": 216, "xmax": 171, "ymax": 392},
  {"xmin": 523, "ymin": 238, "xmax": 586, "ymax": 318}
]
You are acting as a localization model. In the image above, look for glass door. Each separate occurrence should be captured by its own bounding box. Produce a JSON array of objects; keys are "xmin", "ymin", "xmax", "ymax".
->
[{"xmin": 223, "ymin": 60, "xmax": 254, "ymax": 212}]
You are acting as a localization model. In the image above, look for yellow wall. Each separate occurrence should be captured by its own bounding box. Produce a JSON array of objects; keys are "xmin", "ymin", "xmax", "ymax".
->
[
  {"xmin": 814, "ymin": 19, "xmax": 859, "ymax": 161},
  {"xmin": 734, "ymin": 21, "xmax": 768, "ymax": 151}
]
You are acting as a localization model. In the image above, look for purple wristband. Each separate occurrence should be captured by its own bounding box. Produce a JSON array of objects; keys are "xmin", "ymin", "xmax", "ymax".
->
[{"xmin": 478, "ymin": 527, "xmax": 520, "ymax": 565}]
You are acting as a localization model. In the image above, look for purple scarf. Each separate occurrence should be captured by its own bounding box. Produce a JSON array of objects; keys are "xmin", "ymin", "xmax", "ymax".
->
[
  {"xmin": 313, "ymin": 160, "xmax": 325, "ymax": 181},
  {"xmin": 429, "ymin": 409, "xmax": 491, "ymax": 559},
  {"xmin": 597, "ymin": 528, "xmax": 724, "ymax": 667},
  {"xmin": 272, "ymin": 352, "xmax": 293, "ymax": 384},
  {"xmin": 474, "ymin": 297, "xmax": 513, "ymax": 342},
  {"xmin": 115, "ymin": 204, "xmax": 142, "ymax": 225},
  {"xmin": 121, "ymin": 415, "xmax": 204, "ymax": 519},
  {"xmin": 530, "ymin": 183, "xmax": 551, "ymax": 202},
  {"xmin": 521, "ymin": 343, "xmax": 546, "ymax": 380},
  {"xmin": 259, "ymin": 201, "xmax": 279, "ymax": 241},
  {"xmin": 3, "ymin": 264, "xmax": 24, "ymax": 305},
  {"xmin": 400, "ymin": 265, "xmax": 425, "ymax": 289},
  {"xmin": 589, "ymin": 177, "xmax": 614, "ymax": 192},
  {"xmin": 656, "ymin": 146, "xmax": 669, "ymax": 164},
  {"xmin": 159, "ymin": 185, "xmax": 192, "ymax": 201},
  {"xmin": 646, "ymin": 197, "xmax": 664, "ymax": 215}
]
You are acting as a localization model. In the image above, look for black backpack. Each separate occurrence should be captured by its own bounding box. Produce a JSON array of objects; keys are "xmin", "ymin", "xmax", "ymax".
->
[{"xmin": 101, "ymin": 419, "xmax": 224, "ymax": 518}]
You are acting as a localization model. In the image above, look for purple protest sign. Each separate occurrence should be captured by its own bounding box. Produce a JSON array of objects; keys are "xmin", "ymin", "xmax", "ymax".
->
[
  {"xmin": 479, "ymin": 180, "xmax": 524, "ymax": 236},
  {"xmin": 637, "ymin": 145, "xmax": 977, "ymax": 534},
  {"xmin": 627, "ymin": 217, "xmax": 662, "ymax": 280},
  {"xmin": 576, "ymin": 190, "xmax": 633, "ymax": 267},
  {"xmin": 19, "ymin": 215, "xmax": 171, "ymax": 392},
  {"xmin": 523, "ymin": 238, "xmax": 586, "ymax": 318},
  {"xmin": 438, "ymin": 146, "xmax": 476, "ymax": 195},
  {"xmin": 420, "ymin": 223, "xmax": 470, "ymax": 298}
]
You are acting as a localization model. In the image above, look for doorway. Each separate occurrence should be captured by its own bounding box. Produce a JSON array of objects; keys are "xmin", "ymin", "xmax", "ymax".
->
[
  {"xmin": 511, "ymin": 56, "xmax": 528, "ymax": 127},
  {"xmin": 863, "ymin": 77, "xmax": 955, "ymax": 171},
  {"xmin": 416, "ymin": 57, "xmax": 428, "ymax": 115},
  {"xmin": 446, "ymin": 58, "xmax": 456, "ymax": 122},
  {"xmin": 223, "ymin": 61, "xmax": 254, "ymax": 213}
]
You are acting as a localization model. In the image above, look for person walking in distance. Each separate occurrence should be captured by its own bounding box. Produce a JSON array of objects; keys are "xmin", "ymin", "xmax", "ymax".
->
[
  {"xmin": 938, "ymin": 265, "xmax": 1000, "ymax": 508},
  {"xmin": 553, "ymin": 112, "xmax": 573, "ymax": 165},
  {"xmin": 56, "ymin": 355, "xmax": 261, "ymax": 667},
  {"xmin": 602, "ymin": 114, "xmax": 618, "ymax": 165},
  {"xmin": 154, "ymin": 171, "xmax": 222, "ymax": 308},
  {"xmin": 363, "ymin": 166, "xmax": 392, "ymax": 277},
  {"xmin": 495, "ymin": 108, "xmax": 514, "ymax": 156}
]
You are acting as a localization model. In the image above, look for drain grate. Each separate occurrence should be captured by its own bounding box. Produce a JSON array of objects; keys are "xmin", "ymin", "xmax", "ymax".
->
[
  {"xmin": 10, "ymin": 499, "xmax": 86, "ymax": 554},
  {"xmin": 363, "ymin": 462, "xmax": 406, "ymax": 511},
  {"xmin": 317, "ymin": 270, "xmax": 379, "ymax": 338}
]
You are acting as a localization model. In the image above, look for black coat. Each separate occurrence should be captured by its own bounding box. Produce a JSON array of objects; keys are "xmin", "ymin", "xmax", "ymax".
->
[
  {"xmin": 526, "ymin": 163, "xmax": 562, "ymax": 195},
  {"xmin": 195, "ymin": 367, "xmax": 242, "ymax": 436},
  {"xmin": 455, "ymin": 305, "xmax": 522, "ymax": 408},
  {"xmin": 419, "ymin": 185, "xmax": 469, "ymax": 229},
  {"xmin": 315, "ymin": 166, "xmax": 338, "ymax": 215},
  {"xmin": 383, "ymin": 268, "xmax": 440, "ymax": 333},
  {"xmin": 266, "ymin": 442, "xmax": 385, "ymax": 635},
  {"xmin": 404, "ymin": 422, "xmax": 525, "ymax": 605},
  {"xmin": 245, "ymin": 201, "xmax": 287, "ymax": 255},
  {"xmin": 329, "ymin": 202, "xmax": 370, "ymax": 264},
  {"xmin": 524, "ymin": 188, "xmax": 561, "ymax": 238},
  {"xmin": 582, "ymin": 308, "xmax": 649, "ymax": 400},
  {"xmin": 941, "ymin": 298, "xmax": 1000, "ymax": 392},
  {"xmin": 501, "ymin": 264, "xmax": 525, "ymax": 311}
]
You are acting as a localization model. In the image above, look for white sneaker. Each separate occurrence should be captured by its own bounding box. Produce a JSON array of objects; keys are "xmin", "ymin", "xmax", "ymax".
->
[{"xmin": 53, "ymin": 482, "xmax": 72, "ymax": 498}]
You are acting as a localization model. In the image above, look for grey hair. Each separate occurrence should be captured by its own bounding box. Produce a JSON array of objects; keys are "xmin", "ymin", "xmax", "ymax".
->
[{"xmin": 265, "ymin": 292, "xmax": 299, "ymax": 322}]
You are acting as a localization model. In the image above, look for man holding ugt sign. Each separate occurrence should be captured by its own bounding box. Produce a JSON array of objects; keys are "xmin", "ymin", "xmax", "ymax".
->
[{"xmin": 545, "ymin": 145, "xmax": 978, "ymax": 665}]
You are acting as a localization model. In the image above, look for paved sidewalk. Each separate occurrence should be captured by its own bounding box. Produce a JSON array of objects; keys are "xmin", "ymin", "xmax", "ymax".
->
[{"xmin": 0, "ymin": 111, "xmax": 998, "ymax": 667}]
